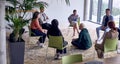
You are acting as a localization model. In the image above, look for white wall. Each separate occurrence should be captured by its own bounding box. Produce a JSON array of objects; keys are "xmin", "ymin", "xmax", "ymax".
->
[{"xmin": 38, "ymin": 0, "xmax": 84, "ymax": 28}]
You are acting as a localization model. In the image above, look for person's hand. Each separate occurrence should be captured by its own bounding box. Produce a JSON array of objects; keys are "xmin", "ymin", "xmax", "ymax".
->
[
  {"xmin": 46, "ymin": 17, "xmax": 49, "ymax": 19},
  {"xmin": 41, "ymin": 29, "xmax": 44, "ymax": 33},
  {"xmin": 41, "ymin": 29, "xmax": 47, "ymax": 33},
  {"xmin": 101, "ymin": 26, "xmax": 106, "ymax": 30}
]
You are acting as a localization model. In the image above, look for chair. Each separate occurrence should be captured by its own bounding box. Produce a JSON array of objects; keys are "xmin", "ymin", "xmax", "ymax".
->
[
  {"xmin": 67, "ymin": 17, "xmax": 80, "ymax": 36},
  {"xmin": 104, "ymin": 38, "xmax": 118, "ymax": 58},
  {"xmin": 45, "ymin": 35, "xmax": 65, "ymax": 63},
  {"xmin": 28, "ymin": 26, "xmax": 41, "ymax": 46},
  {"xmin": 69, "ymin": 17, "xmax": 80, "ymax": 27},
  {"xmin": 48, "ymin": 35, "xmax": 65, "ymax": 50},
  {"xmin": 62, "ymin": 54, "xmax": 83, "ymax": 64}
]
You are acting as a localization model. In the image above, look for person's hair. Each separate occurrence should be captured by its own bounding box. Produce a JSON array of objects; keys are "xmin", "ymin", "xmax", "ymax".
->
[
  {"xmin": 73, "ymin": 9, "xmax": 77, "ymax": 13},
  {"xmin": 80, "ymin": 23, "xmax": 85, "ymax": 28},
  {"xmin": 32, "ymin": 11, "xmax": 39, "ymax": 20},
  {"xmin": 51, "ymin": 19, "xmax": 59, "ymax": 27},
  {"xmin": 106, "ymin": 8, "xmax": 110, "ymax": 11},
  {"xmin": 108, "ymin": 21, "xmax": 116, "ymax": 30}
]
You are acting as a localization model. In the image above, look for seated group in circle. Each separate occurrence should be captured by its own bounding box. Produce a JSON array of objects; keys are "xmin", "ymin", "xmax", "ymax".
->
[
  {"xmin": 30, "ymin": 11, "xmax": 92, "ymax": 59},
  {"xmin": 30, "ymin": 8, "xmax": 119, "ymax": 59}
]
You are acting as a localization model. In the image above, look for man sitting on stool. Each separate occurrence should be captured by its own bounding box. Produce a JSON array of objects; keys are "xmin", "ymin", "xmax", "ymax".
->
[{"xmin": 96, "ymin": 8, "xmax": 114, "ymax": 41}]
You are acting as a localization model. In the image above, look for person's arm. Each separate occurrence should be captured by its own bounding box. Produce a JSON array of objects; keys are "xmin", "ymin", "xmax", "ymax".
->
[
  {"xmin": 77, "ymin": 32, "xmax": 83, "ymax": 43},
  {"xmin": 110, "ymin": 15, "xmax": 114, "ymax": 21},
  {"xmin": 44, "ymin": 13, "xmax": 49, "ymax": 20},
  {"xmin": 68, "ymin": 15, "xmax": 72, "ymax": 24},
  {"xmin": 102, "ymin": 32, "xmax": 108, "ymax": 45},
  {"xmin": 76, "ymin": 15, "xmax": 79, "ymax": 22},
  {"xmin": 34, "ymin": 19, "xmax": 44, "ymax": 32},
  {"xmin": 58, "ymin": 29, "xmax": 62, "ymax": 36},
  {"xmin": 101, "ymin": 16, "xmax": 106, "ymax": 30},
  {"xmin": 102, "ymin": 16, "xmax": 105, "ymax": 26},
  {"xmin": 46, "ymin": 15, "xmax": 49, "ymax": 20}
]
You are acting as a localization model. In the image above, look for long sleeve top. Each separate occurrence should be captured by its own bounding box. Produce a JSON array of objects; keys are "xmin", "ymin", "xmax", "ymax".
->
[{"xmin": 75, "ymin": 28, "xmax": 92, "ymax": 49}]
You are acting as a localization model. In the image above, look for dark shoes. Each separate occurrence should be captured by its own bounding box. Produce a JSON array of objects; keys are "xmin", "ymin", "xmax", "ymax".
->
[{"xmin": 97, "ymin": 50, "xmax": 103, "ymax": 59}]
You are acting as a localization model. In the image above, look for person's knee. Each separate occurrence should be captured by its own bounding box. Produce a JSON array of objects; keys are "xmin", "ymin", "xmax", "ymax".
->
[
  {"xmin": 96, "ymin": 27, "xmax": 99, "ymax": 31},
  {"xmin": 96, "ymin": 26, "xmax": 101, "ymax": 30}
]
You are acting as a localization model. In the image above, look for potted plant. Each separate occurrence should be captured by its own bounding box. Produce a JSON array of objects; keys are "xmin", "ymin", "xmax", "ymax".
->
[{"xmin": 5, "ymin": 0, "xmax": 48, "ymax": 64}]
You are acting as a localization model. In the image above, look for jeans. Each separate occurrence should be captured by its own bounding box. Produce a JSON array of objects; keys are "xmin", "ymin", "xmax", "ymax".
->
[
  {"xmin": 96, "ymin": 26, "xmax": 110, "ymax": 39},
  {"xmin": 31, "ymin": 29, "xmax": 46, "ymax": 43}
]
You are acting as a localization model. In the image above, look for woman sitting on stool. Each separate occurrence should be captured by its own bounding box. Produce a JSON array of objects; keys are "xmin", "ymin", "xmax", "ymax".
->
[{"xmin": 30, "ymin": 11, "xmax": 46, "ymax": 48}]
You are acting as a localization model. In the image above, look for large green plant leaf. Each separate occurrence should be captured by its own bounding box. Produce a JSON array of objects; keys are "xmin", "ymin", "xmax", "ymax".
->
[{"xmin": 5, "ymin": 0, "xmax": 69, "ymax": 42}]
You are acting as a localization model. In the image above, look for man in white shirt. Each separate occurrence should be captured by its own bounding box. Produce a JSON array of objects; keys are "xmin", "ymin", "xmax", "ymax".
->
[{"xmin": 39, "ymin": 6, "xmax": 50, "ymax": 30}]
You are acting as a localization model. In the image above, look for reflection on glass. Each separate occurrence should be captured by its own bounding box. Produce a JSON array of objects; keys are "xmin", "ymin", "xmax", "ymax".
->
[
  {"xmin": 112, "ymin": 0, "xmax": 120, "ymax": 27},
  {"xmin": 91, "ymin": 0, "xmax": 98, "ymax": 22},
  {"xmin": 100, "ymin": 0, "xmax": 109, "ymax": 23}
]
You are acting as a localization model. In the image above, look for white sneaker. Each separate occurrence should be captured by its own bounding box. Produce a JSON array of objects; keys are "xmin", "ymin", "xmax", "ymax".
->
[
  {"xmin": 54, "ymin": 53, "xmax": 60, "ymax": 60},
  {"xmin": 58, "ymin": 54, "xmax": 62, "ymax": 59},
  {"xmin": 39, "ymin": 43, "xmax": 45, "ymax": 48}
]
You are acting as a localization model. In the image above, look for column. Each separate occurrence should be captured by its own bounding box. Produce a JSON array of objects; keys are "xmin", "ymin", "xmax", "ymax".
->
[
  {"xmin": 0, "ymin": 0, "xmax": 7, "ymax": 64},
  {"xmin": 108, "ymin": 0, "xmax": 113, "ymax": 13},
  {"xmin": 97, "ymin": 0, "xmax": 102, "ymax": 23},
  {"xmin": 83, "ymin": 0, "xmax": 90, "ymax": 21}
]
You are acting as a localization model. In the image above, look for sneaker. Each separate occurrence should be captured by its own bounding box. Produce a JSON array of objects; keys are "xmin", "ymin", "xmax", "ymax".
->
[
  {"xmin": 58, "ymin": 54, "xmax": 63, "ymax": 59},
  {"xmin": 39, "ymin": 43, "xmax": 45, "ymax": 48},
  {"xmin": 54, "ymin": 53, "xmax": 60, "ymax": 60}
]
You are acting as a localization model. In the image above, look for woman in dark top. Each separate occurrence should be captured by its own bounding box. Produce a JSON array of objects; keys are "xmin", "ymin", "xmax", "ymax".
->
[
  {"xmin": 47, "ymin": 19, "xmax": 68, "ymax": 59},
  {"xmin": 30, "ymin": 11, "xmax": 46, "ymax": 48},
  {"xmin": 71, "ymin": 23, "xmax": 92, "ymax": 50}
]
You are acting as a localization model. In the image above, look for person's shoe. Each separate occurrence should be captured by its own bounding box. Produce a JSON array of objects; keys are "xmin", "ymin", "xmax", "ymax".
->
[
  {"xmin": 97, "ymin": 50, "xmax": 103, "ymax": 58},
  {"xmin": 54, "ymin": 53, "xmax": 60, "ymax": 60},
  {"xmin": 58, "ymin": 53, "xmax": 63, "ymax": 59},
  {"xmin": 39, "ymin": 43, "xmax": 46, "ymax": 48},
  {"xmin": 58, "ymin": 54, "xmax": 62, "ymax": 59}
]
